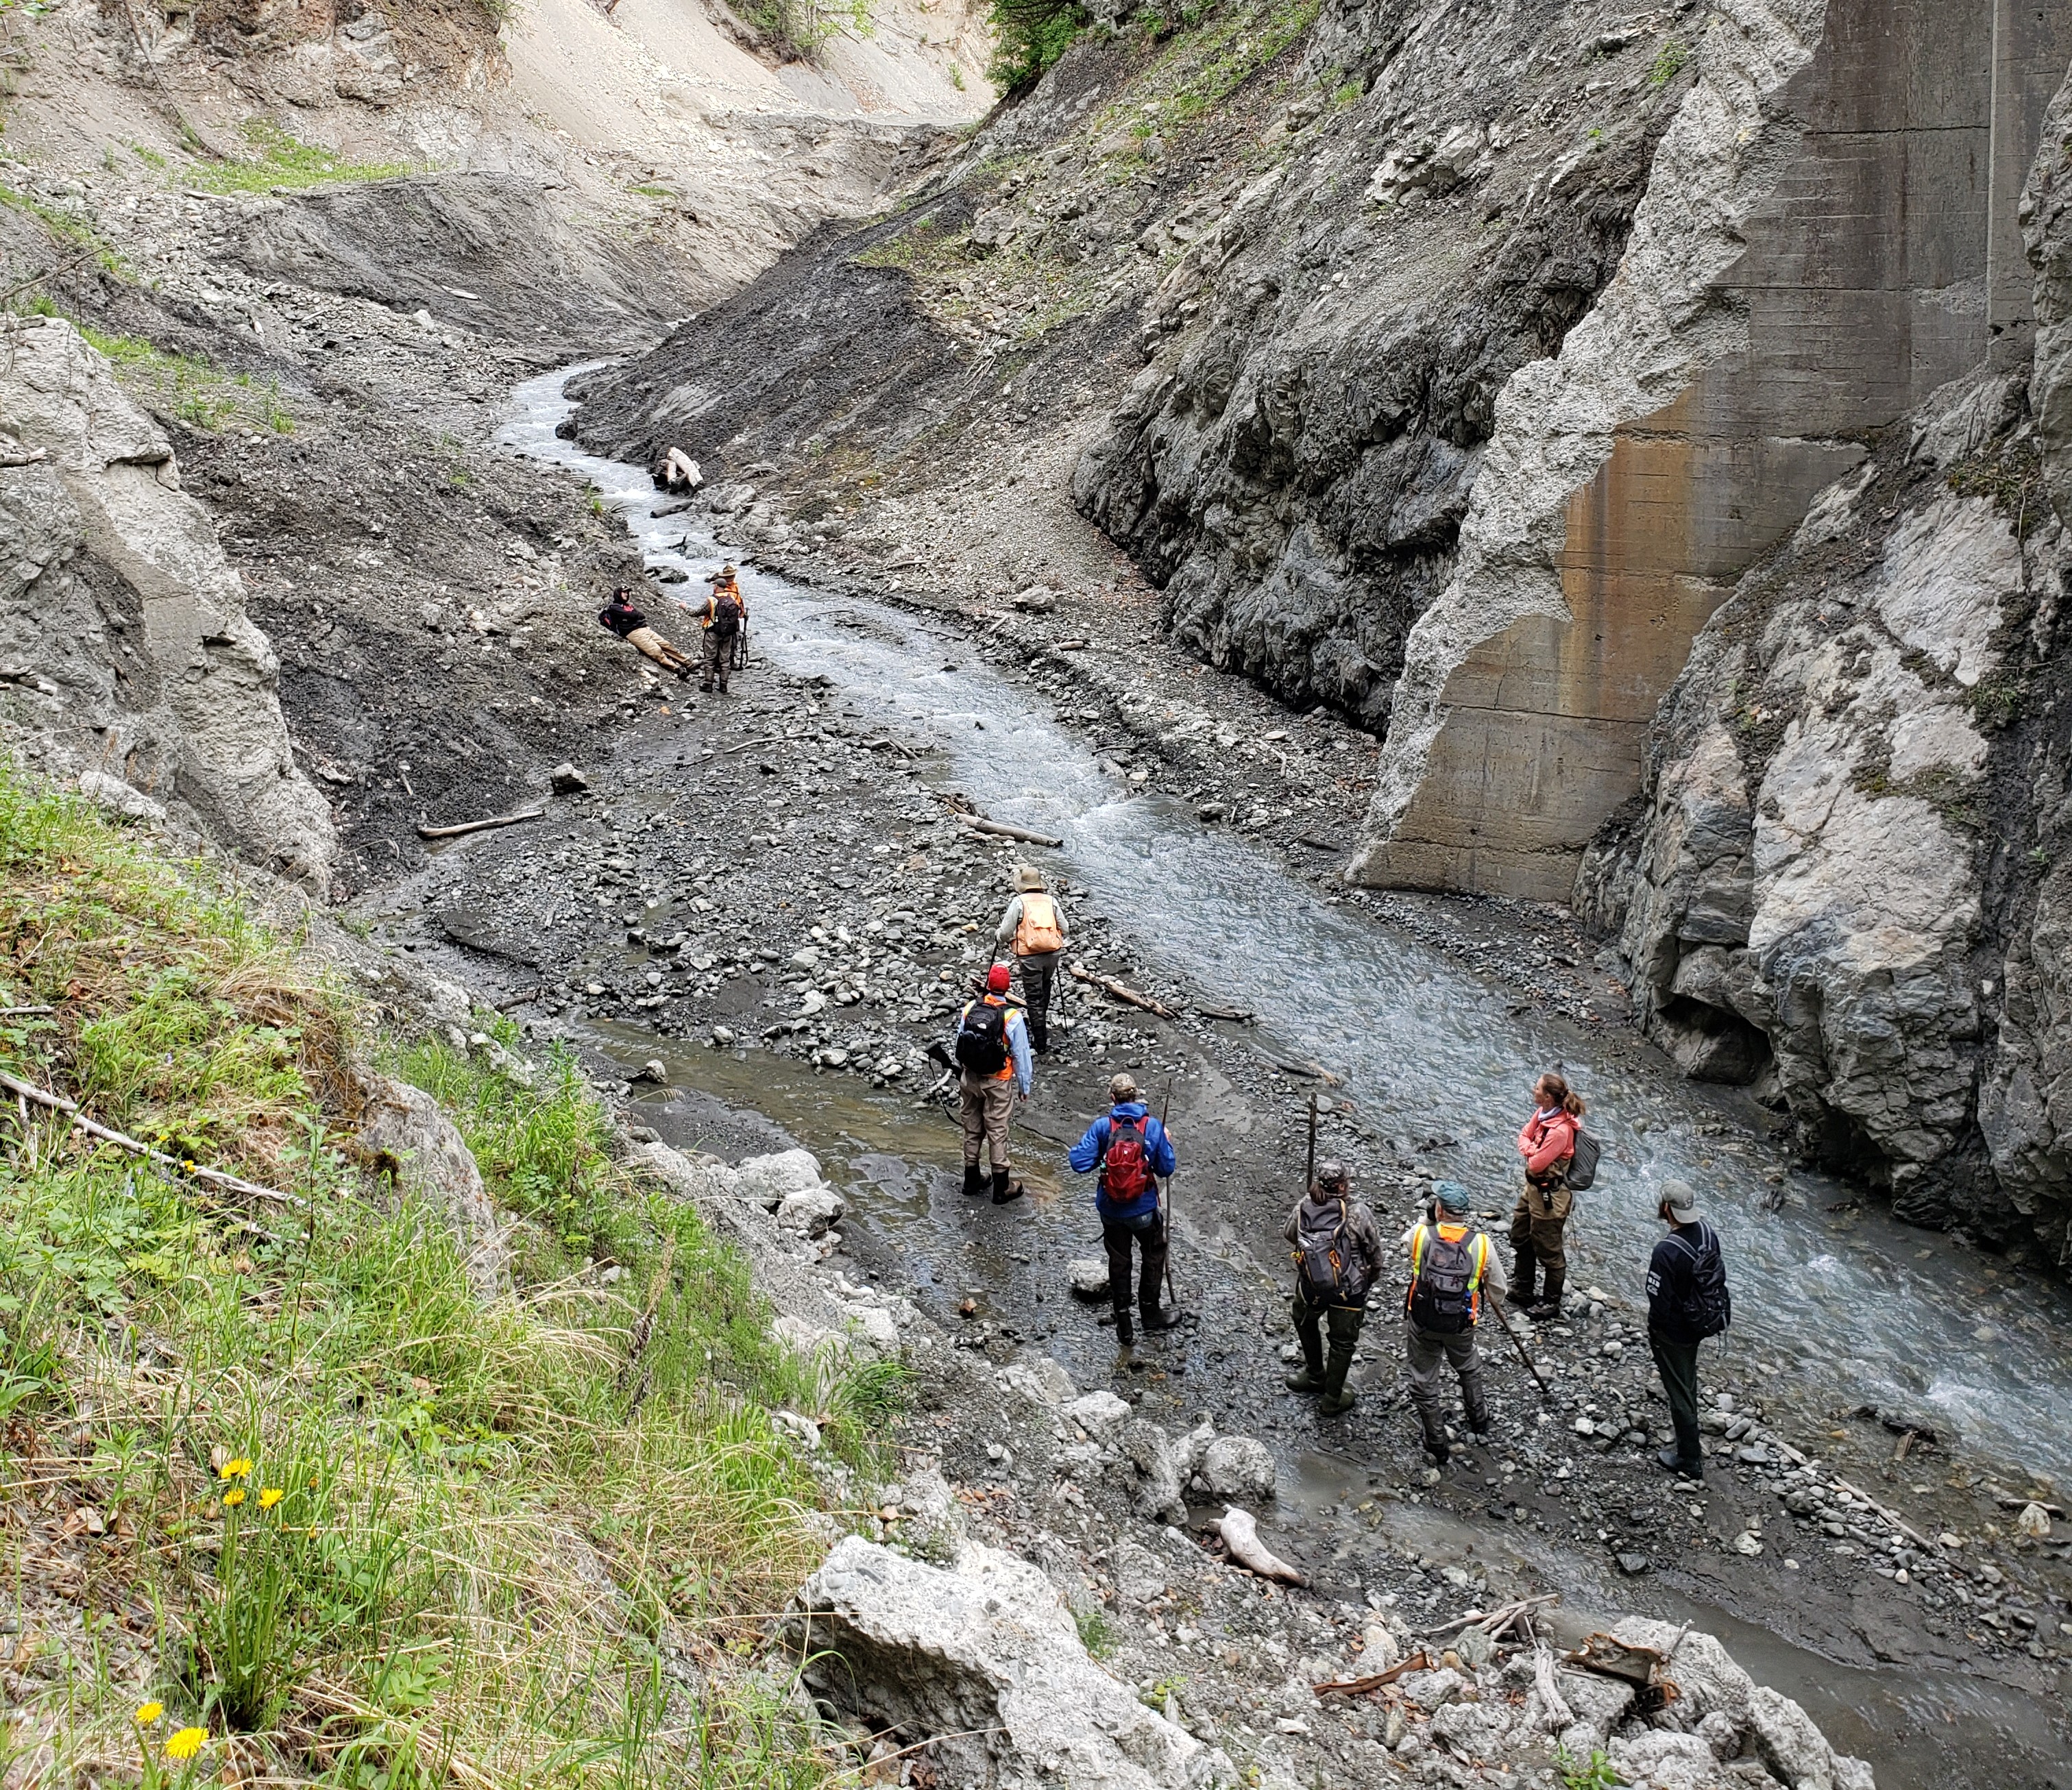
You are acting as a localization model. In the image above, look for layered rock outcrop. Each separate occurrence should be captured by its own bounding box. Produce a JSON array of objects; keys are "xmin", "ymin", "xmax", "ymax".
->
[
  {"xmin": 1574, "ymin": 58, "xmax": 2072, "ymax": 1266},
  {"xmin": 0, "ymin": 318, "xmax": 336, "ymax": 887}
]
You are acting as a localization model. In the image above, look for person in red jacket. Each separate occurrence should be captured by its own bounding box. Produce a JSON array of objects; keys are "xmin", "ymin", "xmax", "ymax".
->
[{"xmin": 1512, "ymin": 1070, "xmax": 1585, "ymax": 1316}]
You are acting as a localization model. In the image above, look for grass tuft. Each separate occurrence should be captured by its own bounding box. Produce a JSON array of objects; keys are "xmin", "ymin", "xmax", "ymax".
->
[
  {"xmin": 185, "ymin": 119, "xmax": 412, "ymax": 195},
  {"xmin": 0, "ymin": 769, "xmax": 880, "ymax": 1785}
]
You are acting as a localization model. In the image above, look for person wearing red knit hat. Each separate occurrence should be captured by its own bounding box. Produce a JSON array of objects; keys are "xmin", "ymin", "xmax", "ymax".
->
[{"xmin": 947, "ymin": 960, "xmax": 1032, "ymax": 1204}]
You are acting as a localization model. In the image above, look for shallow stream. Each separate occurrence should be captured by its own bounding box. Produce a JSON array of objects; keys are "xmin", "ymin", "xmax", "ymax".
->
[{"xmin": 499, "ymin": 365, "xmax": 2072, "ymax": 1492}]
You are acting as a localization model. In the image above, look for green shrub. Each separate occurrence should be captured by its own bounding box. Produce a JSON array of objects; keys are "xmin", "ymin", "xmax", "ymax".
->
[{"xmin": 988, "ymin": 0, "xmax": 1090, "ymax": 92}]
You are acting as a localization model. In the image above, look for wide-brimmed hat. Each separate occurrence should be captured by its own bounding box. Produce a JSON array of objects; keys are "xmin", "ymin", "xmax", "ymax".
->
[{"xmin": 1014, "ymin": 864, "xmax": 1046, "ymax": 892}]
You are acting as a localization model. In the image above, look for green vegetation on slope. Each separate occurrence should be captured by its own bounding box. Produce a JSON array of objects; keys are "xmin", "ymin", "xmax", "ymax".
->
[
  {"xmin": 988, "ymin": 0, "xmax": 1091, "ymax": 93},
  {"xmin": 186, "ymin": 119, "xmax": 412, "ymax": 196},
  {"xmin": 0, "ymin": 772, "xmax": 887, "ymax": 1786}
]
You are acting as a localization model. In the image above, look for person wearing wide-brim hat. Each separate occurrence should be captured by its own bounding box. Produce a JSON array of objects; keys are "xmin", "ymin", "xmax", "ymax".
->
[{"xmin": 995, "ymin": 863, "xmax": 1067, "ymax": 1053}]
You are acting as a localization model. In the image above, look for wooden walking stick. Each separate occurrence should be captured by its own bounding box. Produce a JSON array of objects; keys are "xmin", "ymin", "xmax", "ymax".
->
[
  {"xmin": 1482, "ymin": 1286, "xmax": 1557, "ymax": 1407},
  {"xmin": 1304, "ymin": 1092, "xmax": 1319, "ymax": 1194},
  {"xmin": 1157, "ymin": 1076, "xmax": 1180, "ymax": 1307}
]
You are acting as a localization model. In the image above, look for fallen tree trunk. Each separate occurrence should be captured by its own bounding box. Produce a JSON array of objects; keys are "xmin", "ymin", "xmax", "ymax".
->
[
  {"xmin": 0, "ymin": 1069, "xmax": 301, "ymax": 1206},
  {"xmin": 1069, "ymin": 963, "xmax": 1178, "ymax": 1020},
  {"xmin": 956, "ymin": 813, "xmax": 1064, "ymax": 848},
  {"xmin": 417, "ymin": 807, "xmax": 546, "ymax": 841}
]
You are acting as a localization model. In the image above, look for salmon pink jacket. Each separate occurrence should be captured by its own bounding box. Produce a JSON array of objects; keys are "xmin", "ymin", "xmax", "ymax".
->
[{"xmin": 1518, "ymin": 1107, "xmax": 1579, "ymax": 1178}]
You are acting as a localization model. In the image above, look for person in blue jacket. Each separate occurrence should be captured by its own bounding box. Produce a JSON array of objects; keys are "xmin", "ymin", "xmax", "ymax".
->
[{"xmin": 1069, "ymin": 1073, "xmax": 1180, "ymax": 1345}]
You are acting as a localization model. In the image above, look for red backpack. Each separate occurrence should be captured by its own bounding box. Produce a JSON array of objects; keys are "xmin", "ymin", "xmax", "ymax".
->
[{"xmin": 1103, "ymin": 1115, "xmax": 1153, "ymax": 1201}]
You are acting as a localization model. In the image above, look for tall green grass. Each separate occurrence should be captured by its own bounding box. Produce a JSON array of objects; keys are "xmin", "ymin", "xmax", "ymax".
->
[{"xmin": 0, "ymin": 772, "xmax": 890, "ymax": 1786}]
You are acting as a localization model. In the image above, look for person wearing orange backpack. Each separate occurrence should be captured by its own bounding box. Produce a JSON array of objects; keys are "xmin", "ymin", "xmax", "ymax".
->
[
  {"xmin": 1513, "ymin": 1069, "xmax": 1586, "ymax": 1317},
  {"xmin": 1069, "ymin": 1072, "xmax": 1179, "ymax": 1345},
  {"xmin": 995, "ymin": 865, "xmax": 1069, "ymax": 1053},
  {"xmin": 695, "ymin": 565, "xmax": 748, "ymax": 693}
]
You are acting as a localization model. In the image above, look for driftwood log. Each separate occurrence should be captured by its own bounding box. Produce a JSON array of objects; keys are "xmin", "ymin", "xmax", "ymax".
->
[
  {"xmin": 1217, "ymin": 1506, "xmax": 1306, "ymax": 1584},
  {"xmin": 417, "ymin": 807, "xmax": 546, "ymax": 841},
  {"xmin": 1069, "ymin": 963, "xmax": 1178, "ymax": 1020},
  {"xmin": 956, "ymin": 813, "xmax": 1064, "ymax": 848}
]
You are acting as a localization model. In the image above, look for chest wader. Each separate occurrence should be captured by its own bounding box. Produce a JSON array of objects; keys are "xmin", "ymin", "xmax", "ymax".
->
[{"xmin": 1287, "ymin": 1199, "xmax": 1372, "ymax": 1414}]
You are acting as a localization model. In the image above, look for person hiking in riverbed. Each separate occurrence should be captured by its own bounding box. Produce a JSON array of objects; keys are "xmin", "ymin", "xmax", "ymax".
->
[
  {"xmin": 996, "ymin": 865, "xmax": 1067, "ymax": 1053},
  {"xmin": 1647, "ymin": 1179, "xmax": 1731, "ymax": 1480},
  {"xmin": 1284, "ymin": 1160, "xmax": 1383, "ymax": 1415},
  {"xmin": 1402, "ymin": 1180, "xmax": 1507, "ymax": 1462},
  {"xmin": 951, "ymin": 962, "xmax": 1032, "ymax": 1205},
  {"xmin": 598, "ymin": 586, "xmax": 694, "ymax": 679},
  {"xmin": 694, "ymin": 564, "xmax": 747, "ymax": 694},
  {"xmin": 1068, "ymin": 1072, "xmax": 1180, "ymax": 1345},
  {"xmin": 1513, "ymin": 1069, "xmax": 1586, "ymax": 1316}
]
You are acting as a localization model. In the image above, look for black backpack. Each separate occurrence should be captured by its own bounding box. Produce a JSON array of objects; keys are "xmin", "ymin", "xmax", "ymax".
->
[
  {"xmin": 954, "ymin": 1000, "xmax": 1008, "ymax": 1075},
  {"xmin": 1567, "ymin": 1127, "xmax": 1601, "ymax": 1190},
  {"xmin": 711, "ymin": 589, "xmax": 744, "ymax": 637},
  {"xmin": 1668, "ymin": 1225, "xmax": 1731, "ymax": 1338},
  {"xmin": 1295, "ymin": 1197, "xmax": 1372, "ymax": 1301}
]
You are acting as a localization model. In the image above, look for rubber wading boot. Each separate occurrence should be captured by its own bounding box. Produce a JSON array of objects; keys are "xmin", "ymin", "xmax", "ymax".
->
[
  {"xmin": 1284, "ymin": 1329, "xmax": 1326, "ymax": 1394},
  {"xmin": 962, "ymin": 1164, "xmax": 984, "ymax": 1198},
  {"xmin": 1140, "ymin": 1300, "xmax": 1182, "ymax": 1332},
  {"xmin": 991, "ymin": 1169, "xmax": 1023, "ymax": 1205},
  {"xmin": 1535, "ymin": 1266, "xmax": 1566, "ymax": 1316},
  {"xmin": 1318, "ymin": 1340, "xmax": 1358, "ymax": 1415},
  {"xmin": 1657, "ymin": 1447, "xmax": 1703, "ymax": 1480},
  {"xmin": 1512, "ymin": 1240, "xmax": 1538, "ymax": 1310},
  {"xmin": 1420, "ymin": 1415, "xmax": 1451, "ymax": 1464},
  {"xmin": 1112, "ymin": 1302, "xmax": 1134, "ymax": 1347}
]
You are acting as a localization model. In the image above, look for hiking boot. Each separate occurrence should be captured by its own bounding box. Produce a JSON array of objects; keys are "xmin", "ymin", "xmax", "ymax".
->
[
  {"xmin": 990, "ymin": 1169, "xmax": 1023, "ymax": 1205},
  {"xmin": 699, "ymin": 680, "xmax": 714, "ymax": 693},
  {"xmin": 1657, "ymin": 1447, "xmax": 1703, "ymax": 1480},
  {"xmin": 1112, "ymin": 1303, "xmax": 1134, "ymax": 1347},
  {"xmin": 1318, "ymin": 1337, "xmax": 1358, "ymax": 1414},
  {"xmin": 1285, "ymin": 1332, "xmax": 1326, "ymax": 1394},
  {"xmin": 1424, "ymin": 1436, "xmax": 1451, "ymax": 1464},
  {"xmin": 961, "ymin": 1164, "xmax": 984, "ymax": 1198},
  {"xmin": 1138, "ymin": 1302, "xmax": 1183, "ymax": 1332}
]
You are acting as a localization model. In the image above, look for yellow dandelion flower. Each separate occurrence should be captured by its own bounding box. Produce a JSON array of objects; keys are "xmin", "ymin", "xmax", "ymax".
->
[
  {"xmin": 134, "ymin": 1702, "xmax": 164, "ymax": 1725},
  {"xmin": 165, "ymin": 1728, "xmax": 207, "ymax": 1761},
  {"xmin": 222, "ymin": 1488, "xmax": 245, "ymax": 1508},
  {"xmin": 219, "ymin": 1458, "xmax": 252, "ymax": 1481},
  {"xmin": 258, "ymin": 1487, "xmax": 284, "ymax": 1510}
]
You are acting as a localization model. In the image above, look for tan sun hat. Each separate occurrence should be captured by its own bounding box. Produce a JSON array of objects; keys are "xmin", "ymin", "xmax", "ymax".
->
[{"xmin": 1014, "ymin": 864, "xmax": 1046, "ymax": 892}]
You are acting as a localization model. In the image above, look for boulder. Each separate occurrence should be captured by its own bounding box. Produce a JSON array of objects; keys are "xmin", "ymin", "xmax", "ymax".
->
[
  {"xmin": 1112, "ymin": 1537, "xmax": 1169, "ymax": 1605},
  {"xmin": 790, "ymin": 1536, "xmax": 1223, "ymax": 1789},
  {"xmin": 1199, "ymin": 1435, "xmax": 1276, "ymax": 1502},
  {"xmin": 1001, "ymin": 1355, "xmax": 1077, "ymax": 1406},
  {"xmin": 356, "ymin": 1077, "xmax": 509, "ymax": 1297},
  {"xmin": 1607, "ymin": 1730, "xmax": 1725, "ymax": 1790},
  {"xmin": 1123, "ymin": 1418, "xmax": 1187, "ymax": 1525},
  {"xmin": 1747, "ymin": 1686, "xmax": 1875, "ymax": 1790},
  {"xmin": 732, "ymin": 1148, "xmax": 827, "ymax": 1212},
  {"xmin": 1429, "ymin": 1696, "xmax": 1511, "ymax": 1761},
  {"xmin": 1063, "ymin": 1390, "xmax": 1132, "ymax": 1444},
  {"xmin": 775, "ymin": 1183, "xmax": 846, "ymax": 1237},
  {"xmin": 77, "ymin": 770, "xmax": 165, "ymax": 822},
  {"xmin": 1069, "ymin": 1257, "xmax": 1112, "ymax": 1298}
]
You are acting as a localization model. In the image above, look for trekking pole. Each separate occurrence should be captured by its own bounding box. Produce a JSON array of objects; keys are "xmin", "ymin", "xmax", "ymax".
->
[
  {"xmin": 1482, "ymin": 1288, "xmax": 1557, "ymax": 1408},
  {"xmin": 1157, "ymin": 1075, "xmax": 1179, "ymax": 1307},
  {"xmin": 1304, "ymin": 1092, "xmax": 1319, "ymax": 1195}
]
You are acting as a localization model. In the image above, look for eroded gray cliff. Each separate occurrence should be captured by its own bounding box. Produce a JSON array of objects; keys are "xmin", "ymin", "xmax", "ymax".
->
[{"xmin": 0, "ymin": 317, "xmax": 336, "ymax": 886}]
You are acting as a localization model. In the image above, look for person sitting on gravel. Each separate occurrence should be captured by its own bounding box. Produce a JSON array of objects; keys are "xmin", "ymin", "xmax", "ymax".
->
[
  {"xmin": 694, "ymin": 565, "xmax": 747, "ymax": 694},
  {"xmin": 1401, "ymin": 1180, "xmax": 1507, "ymax": 1463},
  {"xmin": 951, "ymin": 962, "xmax": 1032, "ymax": 1206},
  {"xmin": 597, "ymin": 587, "xmax": 694, "ymax": 680},
  {"xmin": 1069, "ymin": 1072, "xmax": 1180, "ymax": 1347},
  {"xmin": 1513, "ymin": 1068, "xmax": 1585, "ymax": 1316},
  {"xmin": 996, "ymin": 865, "xmax": 1068, "ymax": 1053},
  {"xmin": 1284, "ymin": 1160, "xmax": 1382, "ymax": 1415}
]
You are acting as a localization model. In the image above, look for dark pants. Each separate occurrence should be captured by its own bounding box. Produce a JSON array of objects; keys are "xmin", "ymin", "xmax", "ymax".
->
[
  {"xmin": 1511, "ymin": 1182, "xmax": 1571, "ymax": 1307},
  {"xmin": 1017, "ymin": 954, "xmax": 1058, "ymax": 1051},
  {"xmin": 1650, "ymin": 1329, "xmax": 1703, "ymax": 1471},
  {"xmin": 700, "ymin": 628, "xmax": 734, "ymax": 691},
  {"xmin": 1103, "ymin": 1210, "xmax": 1167, "ymax": 1316},
  {"xmin": 1294, "ymin": 1281, "xmax": 1367, "ymax": 1386}
]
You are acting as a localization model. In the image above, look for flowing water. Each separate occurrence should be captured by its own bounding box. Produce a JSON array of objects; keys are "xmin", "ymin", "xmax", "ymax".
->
[{"xmin": 500, "ymin": 364, "xmax": 2072, "ymax": 1491}]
